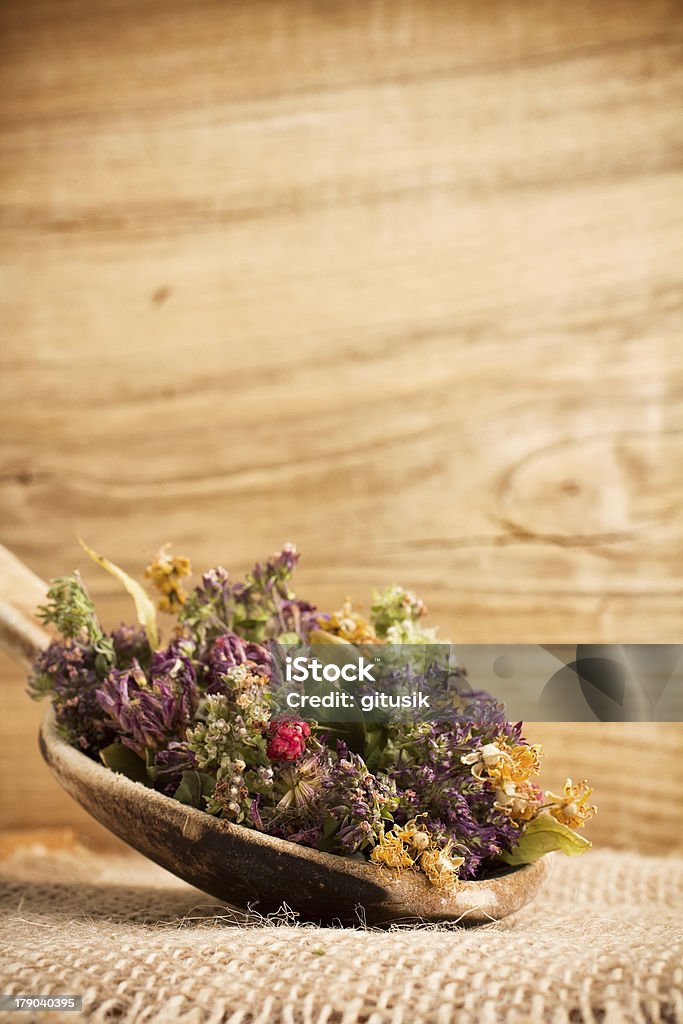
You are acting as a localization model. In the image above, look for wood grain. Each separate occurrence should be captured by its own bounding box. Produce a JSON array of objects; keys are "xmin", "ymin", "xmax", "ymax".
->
[{"xmin": 0, "ymin": 0, "xmax": 682, "ymax": 843}]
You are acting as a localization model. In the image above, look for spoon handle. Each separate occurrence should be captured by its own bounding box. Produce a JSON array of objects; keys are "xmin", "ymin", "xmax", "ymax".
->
[{"xmin": 0, "ymin": 543, "xmax": 52, "ymax": 666}]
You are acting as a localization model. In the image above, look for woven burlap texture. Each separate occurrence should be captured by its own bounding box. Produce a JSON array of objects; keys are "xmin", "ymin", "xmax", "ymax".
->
[{"xmin": 1, "ymin": 846, "xmax": 681, "ymax": 1024}]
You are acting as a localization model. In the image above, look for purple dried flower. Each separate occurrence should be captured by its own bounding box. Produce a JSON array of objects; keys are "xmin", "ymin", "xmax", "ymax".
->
[
  {"xmin": 180, "ymin": 547, "xmax": 314, "ymax": 645},
  {"xmin": 279, "ymin": 598, "xmax": 319, "ymax": 639},
  {"xmin": 179, "ymin": 566, "xmax": 232, "ymax": 651},
  {"xmin": 385, "ymin": 708, "xmax": 526, "ymax": 877},
  {"xmin": 110, "ymin": 624, "xmax": 150, "ymax": 670},
  {"xmin": 250, "ymin": 796, "xmax": 264, "ymax": 830},
  {"xmin": 201, "ymin": 566, "xmax": 231, "ymax": 594},
  {"xmin": 246, "ymin": 543, "xmax": 299, "ymax": 589},
  {"xmin": 205, "ymin": 631, "xmax": 271, "ymax": 694},
  {"xmin": 96, "ymin": 647, "xmax": 198, "ymax": 758},
  {"xmin": 286, "ymin": 824, "xmax": 323, "ymax": 847},
  {"xmin": 232, "ymin": 544, "xmax": 316, "ymax": 642},
  {"xmin": 322, "ymin": 752, "xmax": 399, "ymax": 854},
  {"xmin": 460, "ymin": 690, "xmax": 514, "ymax": 734},
  {"xmin": 28, "ymin": 639, "xmax": 116, "ymax": 755},
  {"xmin": 150, "ymin": 638, "xmax": 197, "ymax": 677}
]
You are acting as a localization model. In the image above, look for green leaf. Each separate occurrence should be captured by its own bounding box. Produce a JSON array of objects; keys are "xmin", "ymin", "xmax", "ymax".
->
[
  {"xmin": 317, "ymin": 814, "xmax": 341, "ymax": 852},
  {"xmin": 27, "ymin": 672, "xmax": 55, "ymax": 701},
  {"xmin": 79, "ymin": 538, "xmax": 159, "ymax": 650},
  {"xmin": 318, "ymin": 718, "xmax": 368, "ymax": 756},
  {"xmin": 37, "ymin": 573, "xmax": 103, "ymax": 644},
  {"xmin": 278, "ymin": 631, "xmax": 300, "ymax": 645},
  {"xmin": 364, "ymin": 724, "xmax": 390, "ymax": 772},
  {"xmin": 499, "ymin": 811, "xmax": 592, "ymax": 866},
  {"xmin": 174, "ymin": 771, "xmax": 216, "ymax": 808},
  {"xmin": 100, "ymin": 742, "xmax": 148, "ymax": 784}
]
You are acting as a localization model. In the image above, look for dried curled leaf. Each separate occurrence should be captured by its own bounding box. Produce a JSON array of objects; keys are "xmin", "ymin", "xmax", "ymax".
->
[
  {"xmin": 500, "ymin": 811, "xmax": 591, "ymax": 866},
  {"xmin": 78, "ymin": 538, "xmax": 159, "ymax": 650}
]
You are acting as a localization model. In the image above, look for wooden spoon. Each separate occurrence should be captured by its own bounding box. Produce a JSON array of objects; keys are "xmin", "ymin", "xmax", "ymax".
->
[{"xmin": 0, "ymin": 543, "xmax": 548, "ymax": 925}]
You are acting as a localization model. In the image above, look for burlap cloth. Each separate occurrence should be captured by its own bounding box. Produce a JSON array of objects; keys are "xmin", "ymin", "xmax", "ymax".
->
[{"xmin": 0, "ymin": 845, "xmax": 681, "ymax": 1024}]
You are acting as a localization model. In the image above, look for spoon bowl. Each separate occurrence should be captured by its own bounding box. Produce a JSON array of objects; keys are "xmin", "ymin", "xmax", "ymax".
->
[{"xmin": 39, "ymin": 707, "xmax": 549, "ymax": 925}]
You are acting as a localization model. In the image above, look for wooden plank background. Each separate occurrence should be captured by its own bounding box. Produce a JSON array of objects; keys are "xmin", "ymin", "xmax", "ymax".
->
[{"xmin": 0, "ymin": 0, "xmax": 682, "ymax": 851}]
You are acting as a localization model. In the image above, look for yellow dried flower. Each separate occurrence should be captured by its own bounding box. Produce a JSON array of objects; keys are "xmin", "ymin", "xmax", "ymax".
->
[
  {"xmin": 545, "ymin": 778, "xmax": 597, "ymax": 829},
  {"xmin": 462, "ymin": 737, "xmax": 542, "ymax": 786},
  {"xmin": 311, "ymin": 600, "xmax": 379, "ymax": 644},
  {"xmin": 144, "ymin": 545, "xmax": 192, "ymax": 614},
  {"xmin": 370, "ymin": 829, "xmax": 415, "ymax": 871},
  {"xmin": 419, "ymin": 841, "xmax": 464, "ymax": 888},
  {"xmin": 370, "ymin": 819, "xmax": 463, "ymax": 888},
  {"xmin": 509, "ymin": 742, "xmax": 542, "ymax": 781},
  {"xmin": 494, "ymin": 779, "xmax": 542, "ymax": 822}
]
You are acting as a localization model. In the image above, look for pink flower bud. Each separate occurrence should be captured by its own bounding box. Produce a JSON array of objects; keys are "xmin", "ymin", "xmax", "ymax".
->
[{"xmin": 266, "ymin": 718, "xmax": 311, "ymax": 762}]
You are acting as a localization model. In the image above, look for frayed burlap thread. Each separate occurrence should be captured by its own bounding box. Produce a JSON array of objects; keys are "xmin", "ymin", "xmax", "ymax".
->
[{"xmin": 0, "ymin": 846, "xmax": 681, "ymax": 1024}]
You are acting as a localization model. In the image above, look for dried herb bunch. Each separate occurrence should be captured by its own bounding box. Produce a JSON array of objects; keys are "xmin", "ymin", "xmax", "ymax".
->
[{"xmin": 29, "ymin": 542, "xmax": 595, "ymax": 887}]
